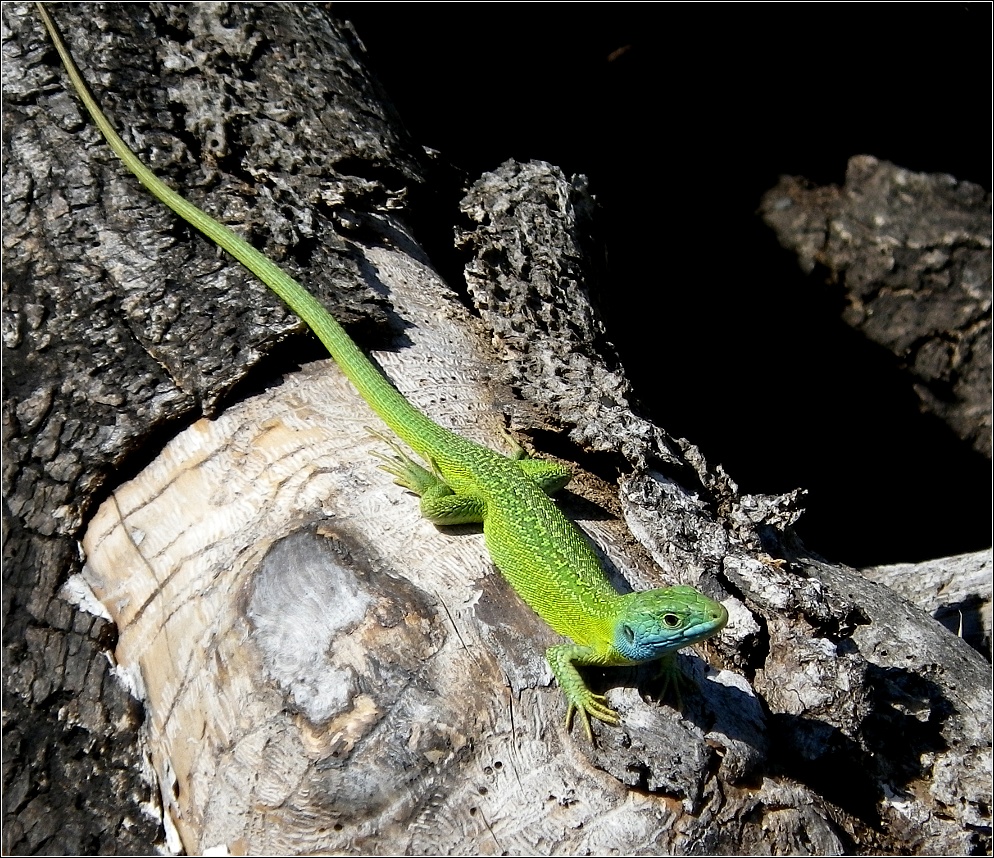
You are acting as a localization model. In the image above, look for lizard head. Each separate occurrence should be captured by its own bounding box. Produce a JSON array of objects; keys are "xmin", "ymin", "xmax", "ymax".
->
[{"xmin": 612, "ymin": 585, "xmax": 728, "ymax": 663}]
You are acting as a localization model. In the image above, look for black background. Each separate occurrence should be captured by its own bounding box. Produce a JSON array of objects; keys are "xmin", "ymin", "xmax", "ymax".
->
[{"xmin": 338, "ymin": 3, "xmax": 992, "ymax": 568}]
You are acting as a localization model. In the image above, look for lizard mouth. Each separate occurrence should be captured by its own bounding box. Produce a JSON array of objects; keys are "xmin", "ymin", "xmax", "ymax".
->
[
  {"xmin": 689, "ymin": 602, "xmax": 729, "ymax": 639},
  {"xmin": 679, "ymin": 616, "xmax": 727, "ymax": 646}
]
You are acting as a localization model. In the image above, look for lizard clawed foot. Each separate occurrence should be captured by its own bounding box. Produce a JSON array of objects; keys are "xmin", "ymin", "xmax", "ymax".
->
[
  {"xmin": 652, "ymin": 653, "xmax": 695, "ymax": 710},
  {"xmin": 498, "ymin": 426, "xmax": 531, "ymax": 462},
  {"xmin": 548, "ymin": 642, "xmax": 621, "ymax": 743},
  {"xmin": 366, "ymin": 427, "xmax": 440, "ymax": 495},
  {"xmin": 367, "ymin": 427, "xmax": 485, "ymax": 525},
  {"xmin": 565, "ymin": 692, "xmax": 621, "ymax": 743},
  {"xmin": 498, "ymin": 427, "xmax": 573, "ymax": 494}
]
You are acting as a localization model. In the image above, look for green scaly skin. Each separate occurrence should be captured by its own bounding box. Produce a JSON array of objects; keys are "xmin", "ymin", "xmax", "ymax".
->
[{"xmin": 38, "ymin": 4, "xmax": 729, "ymax": 741}]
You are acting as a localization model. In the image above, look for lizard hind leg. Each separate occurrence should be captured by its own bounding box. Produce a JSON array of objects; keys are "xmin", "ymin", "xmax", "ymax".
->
[
  {"xmin": 368, "ymin": 428, "xmax": 486, "ymax": 526},
  {"xmin": 368, "ymin": 427, "xmax": 440, "ymax": 494},
  {"xmin": 516, "ymin": 457, "xmax": 573, "ymax": 495}
]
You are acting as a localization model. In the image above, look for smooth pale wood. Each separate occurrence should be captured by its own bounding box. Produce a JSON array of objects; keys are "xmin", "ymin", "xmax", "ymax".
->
[{"xmin": 79, "ymin": 244, "xmax": 487, "ymax": 852}]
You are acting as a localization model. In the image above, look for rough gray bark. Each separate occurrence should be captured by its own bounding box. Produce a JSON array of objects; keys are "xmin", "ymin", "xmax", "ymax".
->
[
  {"xmin": 760, "ymin": 156, "xmax": 992, "ymax": 459},
  {"xmin": 3, "ymin": 3, "xmax": 425, "ymax": 853},
  {"xmin": 4, "ymin": 3, "xmax": 991, "ymax": 856},
  {"xmin": 459, "ymin": 161, "xmax": 992, "ymax": 855}
]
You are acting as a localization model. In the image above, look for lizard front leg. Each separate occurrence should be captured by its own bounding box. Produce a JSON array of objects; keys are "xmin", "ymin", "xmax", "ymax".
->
[
  {"xmin": 546, "ymin": 642, "xmax": 622, "ymax": 741},
  {"xmin": 499, "ymin": 430, "xmax": 573, "ymax": 495}
]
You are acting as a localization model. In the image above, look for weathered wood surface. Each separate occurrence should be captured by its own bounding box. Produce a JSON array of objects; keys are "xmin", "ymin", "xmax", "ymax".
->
[
  {"xmin": 862, "ymin": 549, "xmax": 992, "ymax": 658},
  {"xmin": 4, "ymin": 3, "xmax": 991, "ymax": 855}
]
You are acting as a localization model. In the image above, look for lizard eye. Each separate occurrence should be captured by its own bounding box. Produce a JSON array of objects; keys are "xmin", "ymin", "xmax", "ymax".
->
[{"xmin": 662, "ymin": 613, "xmax": 681, "ymax": 628}]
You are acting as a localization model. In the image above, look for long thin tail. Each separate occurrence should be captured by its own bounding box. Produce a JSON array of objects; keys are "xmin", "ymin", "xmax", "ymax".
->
[{"xmin": 37, "ymin": 3, "xmax": 446, "ymax": 451}]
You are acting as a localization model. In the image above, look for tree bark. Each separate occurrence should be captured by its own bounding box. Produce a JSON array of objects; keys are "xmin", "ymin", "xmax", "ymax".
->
[
  {"xmin": 4, "ymin": 3, "xmax": 423, "ymax": 853},
  {"xmin": 4, "ymin": 3, "xmax": 990, "ymax": 855},
  {"xmin": 760, "ymin": 156, "xmax": 992, "ymax": 460}
]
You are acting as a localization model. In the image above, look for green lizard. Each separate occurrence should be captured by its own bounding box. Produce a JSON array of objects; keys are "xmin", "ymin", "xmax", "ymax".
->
[{"xmin": 38, "ymin": 4, "xmax": 728, "ymax": 741}]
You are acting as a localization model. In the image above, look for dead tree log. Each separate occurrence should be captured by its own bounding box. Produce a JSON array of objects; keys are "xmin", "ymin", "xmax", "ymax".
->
[{"xmin": 4, "ymin": 4, "xmax": 990, "ymax": 855}]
